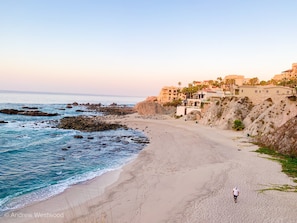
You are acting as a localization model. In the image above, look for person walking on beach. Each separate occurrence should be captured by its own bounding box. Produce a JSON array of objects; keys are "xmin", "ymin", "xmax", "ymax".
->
[{"xmin": 233, "ymin": 186, "xmax": 239, "ymax": 203}]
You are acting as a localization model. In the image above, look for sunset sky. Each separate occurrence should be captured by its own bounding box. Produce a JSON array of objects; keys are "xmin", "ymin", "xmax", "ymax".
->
[{"xmin": 0, "ymin": 0, "xmax": 296, "ymax": 96}]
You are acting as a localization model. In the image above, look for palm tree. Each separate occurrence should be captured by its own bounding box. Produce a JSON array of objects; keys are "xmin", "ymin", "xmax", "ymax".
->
[
  {"xmin": 178, "ymin": 81, "xmax": 181, "ymax": 88},
  {"xmin": 249, "ymin": 77, "xmax": 259, "ymax": 86},
  {"xmin": 217, "ymin": 77, "xmax": 223, "ymax": 88},
  {"xmin": 177, "ymin": 82, "xmax": 182, "ymax": 98}
]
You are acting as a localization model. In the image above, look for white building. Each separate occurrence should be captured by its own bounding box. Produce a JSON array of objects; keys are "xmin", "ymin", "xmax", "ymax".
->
[{"xmin": 176, "ymin": 90, "xmax": 224, "ymax": 116}]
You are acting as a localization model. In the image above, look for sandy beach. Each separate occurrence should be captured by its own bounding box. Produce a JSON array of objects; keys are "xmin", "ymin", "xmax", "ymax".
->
[{"xmin": 2, "ymin": 114, "xmax": 297, "ymax": 223}]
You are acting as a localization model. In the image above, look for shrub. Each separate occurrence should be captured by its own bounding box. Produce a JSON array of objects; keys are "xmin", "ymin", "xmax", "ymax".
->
[
  {"xmin": 232, "ymin": 120, "xmax": 245, "ymax": 131},
  {"xmin": 163, "ymin": 99, "xmax": 182, "ymax": 107}
]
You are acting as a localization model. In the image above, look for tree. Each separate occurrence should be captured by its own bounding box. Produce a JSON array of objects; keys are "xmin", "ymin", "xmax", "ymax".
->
[
  {"xmin": 225, "ymin": 79, "xmax": 235, "ymax": 91},
  {"xmin": 249, "ymin": 77, "xmax": 259, "ymax": 86},
  {"xmin": 214, "ymin": 77, "xmax": 223, "ymax": 88},
  {"xmin": 208, "ymin": 80, "xmax": 214, "ymax": 88},
  {"xmin": 181, "ymin": 83, "xmax": 199, "ymax": 99},
  {"xmin": 177, "ymin": 81, "xmax": 182, "ymax": 98},
  {"xmin": 217, "ymin": 77, "xmax": 223, "ymax": 82}
]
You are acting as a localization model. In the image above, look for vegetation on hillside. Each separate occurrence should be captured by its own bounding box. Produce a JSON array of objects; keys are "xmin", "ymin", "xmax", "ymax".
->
[
  {"xmin": 179, "ymin": 74, "xmax": 297, "ymax": 99},
  {"xmin": 232, "ymin": 119, "xmax": 245, "ymax": 131},
  {"xmin": 163, "ymin": 99, "xmax": 182, "ymax": 107}
]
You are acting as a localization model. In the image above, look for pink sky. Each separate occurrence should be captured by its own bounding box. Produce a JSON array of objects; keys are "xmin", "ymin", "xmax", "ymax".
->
[{"xmin": 1, "ymin": 1, "xmax": 296, "ymax": 97}]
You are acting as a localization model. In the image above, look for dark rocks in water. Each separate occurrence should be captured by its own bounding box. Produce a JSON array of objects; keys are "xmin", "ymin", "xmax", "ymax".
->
[
  {"xmin": 85, "ymin": 104, "xmax": 136, "ymax": 116},
  {"xmin": 66, "ymin": 104, "xmax": 72, "ymax": 108},
  {"xmin": 87, "ymin": 136, "xmax": 94, "ymax": 139},
  {"xmin": 58, "ymin": 116, "xmax": 127, "ymax": 132},
  {"xmin": 72, "ymin": 102, "xmax": 79, "ymax": 106},
  {"xmin": 76, "ymin": 110, "xmax": 84, "ymax": 112},
  {"xmin": 0, "ymin": 120, "xmax": 8, "ymax": 124},
  {"xmin": 74, "ymin": 135, "xmax": 83, "ymax": 139},
  {"xmin": 61, "ymin": 147, "xmax": 69, "ymax": 151},
  {"xmin": 22, "ymin": 106, "xmax": 39, "ymax": 110},
  {"xmin": 132, "ymin": 137, "xmax": 150, "ymax": 144},
  {"xmin": 0, "ymin": 109, "xmax": 19, "ymax": 115},
  {"xmin": 0, "ymin": 109, "xmax": 59, "ymax": 117}
]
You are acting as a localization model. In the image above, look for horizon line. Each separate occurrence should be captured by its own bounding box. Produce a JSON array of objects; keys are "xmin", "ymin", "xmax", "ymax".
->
[{"xmin": 0, "ymin": 89, "xmax": 147, "ymax": 98}]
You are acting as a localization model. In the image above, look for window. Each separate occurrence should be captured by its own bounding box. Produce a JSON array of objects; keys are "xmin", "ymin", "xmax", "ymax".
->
[
  {"xmin": 277, "ymin": 90, "xmax": 279, "ymax": 93},
  {"xmin": 255, "ymin": 90, "xmax": 258, "ymax": 93},
  {"xmin": 266, "ymin": 90, "xmax": 269, "ymax": 93}
]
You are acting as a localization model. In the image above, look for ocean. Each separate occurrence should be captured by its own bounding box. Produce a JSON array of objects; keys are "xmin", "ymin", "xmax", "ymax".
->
[{"xmin": 0, "ymin": 91, "xmax": 147, "ymax": 215}]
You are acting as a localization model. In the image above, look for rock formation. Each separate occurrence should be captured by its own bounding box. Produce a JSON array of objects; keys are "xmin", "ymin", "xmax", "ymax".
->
[
  {"xmin": 0, "ymin": 109, "xmax": 59, "ymax": 116},
  {"xmin": 199, "ymin": 95, "xmax": 297, "ymax": 155},
  {"xmin": 83, "ymin": 104, "xmax": 136, "ymax": 116},
  {"xmin": 244, "ymin": 97, "xmax": 297, "ymax": 136},
  {"xmin": 57, "ymin": 116, "xmax": 126, "ymax": 131},
  {"xmin": 134, "ymin": 100, "xmax": 176, "ymax": 116},
  {"xmin": 199, "ymin": 97, "xmax": 254, "ymax": 129},
  {"xmin": 257, "ymin": 116, "xmax": 297, "ymax": 156}
]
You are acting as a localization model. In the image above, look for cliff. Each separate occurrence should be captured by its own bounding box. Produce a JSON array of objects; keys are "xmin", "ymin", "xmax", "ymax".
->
[
  {"xmin": 199, "ymin": 96, "xmax": 254, "ymax": 129},
  {"xmin": 200, "ymin": 95, "xmax": 297, "ymax": 155},
  {"xmin": 243, "ymin": 96, "xmax": 297, "ymax": 136},
  {"xmin": 134, "ymin": 100, "xmax": 176, "ymax": 116},
  {"xmin": 257, "ymin": 116, "xmax": 297, "ymax": 156}
]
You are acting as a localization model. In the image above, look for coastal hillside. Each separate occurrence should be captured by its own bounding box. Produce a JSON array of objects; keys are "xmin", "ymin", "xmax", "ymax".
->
[
  {"xmin": 257, "ymin": 115, "xmax": 297, "ymax": 156},
  {"xmin": 243, "ymin": 96, "xmax": 297, "ymax": 136},
  {"xmin": 199, "ymin": 96, "xmax": 254, "ymax": 129},
  {"xmin": 199, "ymin": 95, "xmax": 297, "ymax": 155},
  {"xmin": 134, "ymin": 99, "xmax": 176, "ymax": 116}
]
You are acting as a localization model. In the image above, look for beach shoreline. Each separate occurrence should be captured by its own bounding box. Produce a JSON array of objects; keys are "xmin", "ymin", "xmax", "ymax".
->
[{"xmin": 2, "ymin": 114, "xmax": 297, "ymax": 223}]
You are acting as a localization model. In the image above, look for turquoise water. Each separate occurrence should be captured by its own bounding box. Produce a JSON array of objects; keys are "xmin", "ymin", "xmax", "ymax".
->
[{"xmin": 0, "ymin": 91, "xmax": 147, "ymax": 215}]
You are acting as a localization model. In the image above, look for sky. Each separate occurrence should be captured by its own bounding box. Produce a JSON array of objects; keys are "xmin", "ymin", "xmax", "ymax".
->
[{"xmin": 0, "ymin": 0, "xmax": 296, "ymax": 97}]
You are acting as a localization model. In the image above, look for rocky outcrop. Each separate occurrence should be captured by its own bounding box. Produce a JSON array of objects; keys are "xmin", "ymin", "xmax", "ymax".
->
[
  {"xmin": 199, "ymin": 95, "xmax": 297, "ymax": 155},
  {"xmin": 186, "ymin": 110, "xmax": 202, "ymax": 121},
  {"xmin": 257, "ymin": 116, "xmax": 297, "ymax": 156},
  {"xmin": 199, "ymin": 97, "xmax": 254, "ymax": 129},
  {"xmin": 0, "ymin": 109, "xmax": 59, "ymax": 116},
  {"xmin": 82, "ymin": 104, "xmax": 136, "ymax": 116},
  {"xmin": 57, "ymin": 116, "xmax": 126, "ymax": 131},
  {"xmin": 243, "ymin": 98, "xmax": 274, "ymax": 129},
  {"xmin": 134, "ymin": 100, "xmax": 176, "ymax": 116},
  {"xmin": 244, "ymin": 97, "xmax": 297, "ymax": 136}
]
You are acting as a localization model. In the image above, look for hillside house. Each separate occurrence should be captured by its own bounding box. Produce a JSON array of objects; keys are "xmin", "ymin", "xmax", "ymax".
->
[
  {"xmin": 157, "ymin": 86, "xmax": 186, "ymax": 104},
  {"xmin": 234, "ymin": 85, "xmax": 294, "ymax": 104}
]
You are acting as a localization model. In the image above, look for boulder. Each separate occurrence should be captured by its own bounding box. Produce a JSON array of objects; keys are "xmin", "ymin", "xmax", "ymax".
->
[
  {"xmin": 0, "ymin": 109, "xmax": 59, "ymax": 116},
  {"xmin": 134, "ymin": 101, "xmax": 175, "ymax": 116},
  {"xmin": 58, "ymin": 116, "xmax": 126, "ymax": 131}
]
